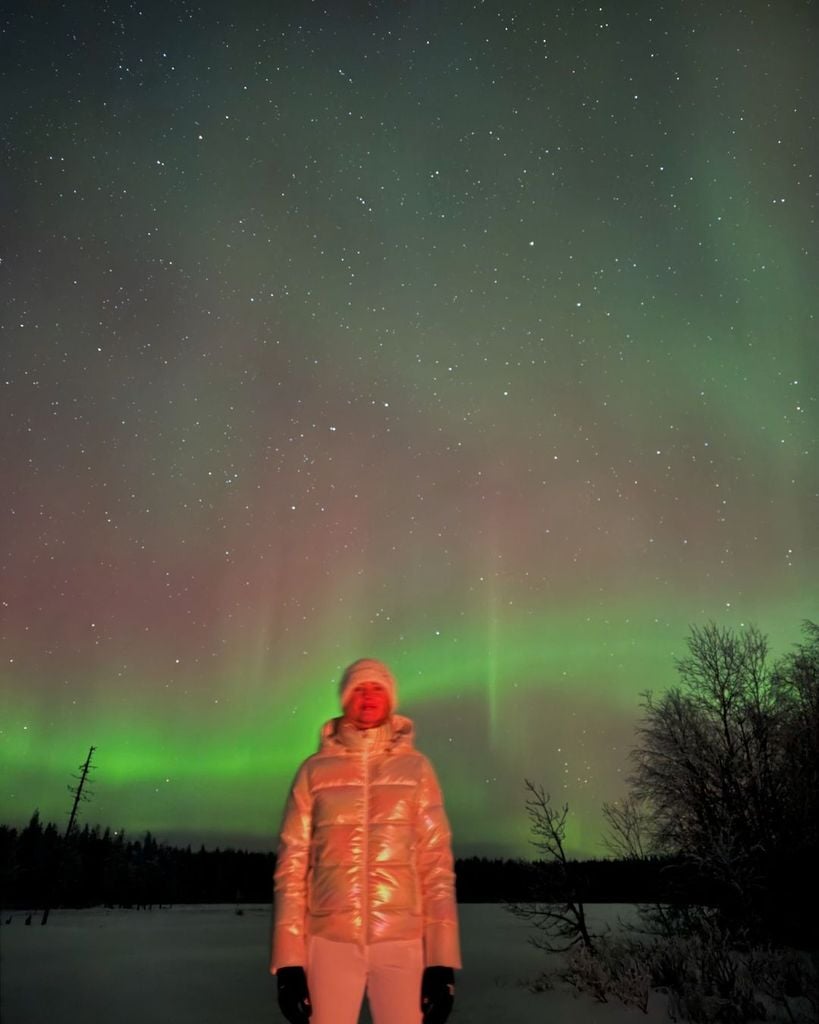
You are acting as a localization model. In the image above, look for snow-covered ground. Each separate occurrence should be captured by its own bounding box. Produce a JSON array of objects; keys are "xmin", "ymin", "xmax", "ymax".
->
[{"xmin": 1, "ymin": 903, "xmax": 670, "ymax": 1024}]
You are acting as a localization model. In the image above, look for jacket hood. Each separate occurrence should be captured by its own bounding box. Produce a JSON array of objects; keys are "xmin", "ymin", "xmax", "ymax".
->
[{"xmin": 318, "ymin": 713, "xmax": 415, "ymax": 753}]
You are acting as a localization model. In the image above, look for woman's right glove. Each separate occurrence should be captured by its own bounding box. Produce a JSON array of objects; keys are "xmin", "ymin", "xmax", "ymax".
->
[{"xmin": 276, "ymin": 966, "xmax": 312, "ymax": 1023}]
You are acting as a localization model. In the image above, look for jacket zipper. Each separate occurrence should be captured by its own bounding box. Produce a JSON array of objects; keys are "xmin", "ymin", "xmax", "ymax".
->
[{"xmin": 362, "ymin": 742, "xmax": 370, "ymax": 946}]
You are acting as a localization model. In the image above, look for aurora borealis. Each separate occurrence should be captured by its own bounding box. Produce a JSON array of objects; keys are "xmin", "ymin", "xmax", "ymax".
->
[{"xmin": 2, "ymin": 1, "xmax": 817, "ymax": 859}]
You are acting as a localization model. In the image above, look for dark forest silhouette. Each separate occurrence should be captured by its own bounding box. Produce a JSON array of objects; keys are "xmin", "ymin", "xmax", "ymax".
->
[{"xmin": 0, "ymin": 813, "xmax": 689, "ymax": 910}]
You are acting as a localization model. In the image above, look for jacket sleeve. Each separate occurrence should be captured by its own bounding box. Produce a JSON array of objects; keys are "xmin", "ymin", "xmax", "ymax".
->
[
  {"xmin": 270, "ymin": 762, "xmax": 313, "ymax": 973},
  {"xmin": 416, "ymin": 756, "xmax": 462, "ymax": 969}
]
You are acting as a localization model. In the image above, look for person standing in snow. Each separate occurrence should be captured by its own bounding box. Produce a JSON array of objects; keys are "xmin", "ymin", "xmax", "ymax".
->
[{"xmin": 271, "ymin": 657, "xmax": 461, "ymax": 1024}]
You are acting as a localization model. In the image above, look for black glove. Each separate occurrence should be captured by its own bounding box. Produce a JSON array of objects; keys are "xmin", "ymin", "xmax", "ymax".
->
[
  {"xmin": 277, "ymin": 965, "xmax": 312, "ymax": 1023},
  {"xmin": 421, "ymin": 965, "xmax": 455, "ymax": 1024}
]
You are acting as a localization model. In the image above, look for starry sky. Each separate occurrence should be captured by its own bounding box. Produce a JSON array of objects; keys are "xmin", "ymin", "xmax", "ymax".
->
[{"xmin": 2, "ymin": 0, "xmax": 817, "ymax": 859}]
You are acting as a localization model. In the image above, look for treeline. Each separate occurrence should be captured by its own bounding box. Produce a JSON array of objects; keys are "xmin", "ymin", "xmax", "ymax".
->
[
  {"xmin": 457, "ymin": 853, "xmax": 721, "ymax": 905},
  {"xmin": 0, "ymin": 816, "xmax": 274, "ymax": 908},
  {"xmin": 1, "ymin": 815, "xmax": 691, "ymax": 910}
]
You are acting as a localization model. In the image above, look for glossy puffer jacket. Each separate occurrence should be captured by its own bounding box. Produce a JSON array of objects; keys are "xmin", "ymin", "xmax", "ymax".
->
[{"xmin": 271, "ymin": 714, "xmax": 461, "ymax": 972}]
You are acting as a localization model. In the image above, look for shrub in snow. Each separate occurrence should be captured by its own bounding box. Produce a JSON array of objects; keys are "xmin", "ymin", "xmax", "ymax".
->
[
  {"xmin": 555, "ymin": 916, "xmax": 818, "ymax": 1023},
  {"xmin": 562, "ymin": 937, "xmax": 651, "ymax": 1014},
  {"xmin": 637, "ymin": 930, "xmax": 818, "ymax": 1024},
  {"xmin": 746, "ymin": 947, "xmax": 819, "ymax": 1024},
  {"xmin": 527, "ymin": 970, "xmax": 556, "ymax": 994}
]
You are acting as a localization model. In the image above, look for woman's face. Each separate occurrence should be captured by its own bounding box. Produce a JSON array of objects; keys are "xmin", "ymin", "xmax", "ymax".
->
[{"xmin": 344, "ymin": 680, "xmax": 391, "ymax": 729}]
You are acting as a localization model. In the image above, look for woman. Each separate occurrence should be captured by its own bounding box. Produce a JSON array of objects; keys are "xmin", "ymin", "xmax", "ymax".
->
[{"xmin": 271, "ymin": 658, "xmax": 461, "ymax": 1024}]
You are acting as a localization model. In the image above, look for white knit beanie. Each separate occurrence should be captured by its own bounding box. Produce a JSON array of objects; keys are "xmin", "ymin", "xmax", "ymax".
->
[{"xmin": 339, "ymin": 658, "xmax": 398, "ymax": 713}]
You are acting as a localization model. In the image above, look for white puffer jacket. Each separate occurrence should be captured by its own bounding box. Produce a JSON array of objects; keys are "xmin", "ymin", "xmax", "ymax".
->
[{"xmin": 271, "ymin": 714, "xmax": 461, "ymax": 971}]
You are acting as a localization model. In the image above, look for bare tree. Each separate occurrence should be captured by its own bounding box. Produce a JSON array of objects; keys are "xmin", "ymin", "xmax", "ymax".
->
[
  {"xmin": 41, "ymin": 746, "xmax": 96, "ymax": 925},
  {"xmin": 506, "ymin": 780, "xmax": 596, "ymax": 953},
  {"xmin": 601, "ymin": 792, "xmax": 690, "ymax": 942},
  {"xmin": 601, "ymin": 795, "xmax": 655, "ymax": 861},
  {"xmin": 771, "ymin": 621, "xmax": 819, "ymax": 855},
  {"xmin": 629, "ymin": 620, "xmax": 819, "ymax": 941},
  {"xmin": 561, "ymin": 620, "xmax": 819, "ymax": 1013}
]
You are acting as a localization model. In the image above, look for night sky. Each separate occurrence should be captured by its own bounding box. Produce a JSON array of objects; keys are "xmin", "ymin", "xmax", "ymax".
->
[{"xmin": 2, "ymin": 1, "xmax": 817, "ymax": 859}]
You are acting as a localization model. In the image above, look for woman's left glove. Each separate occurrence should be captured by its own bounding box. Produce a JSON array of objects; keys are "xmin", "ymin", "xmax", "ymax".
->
[
  {"xmin": 420, "ymin": 966, "xmax": 455, "ymax": 1024},
  {"xmin": 276, "ymin": 965, "xmax": 312, "ymax": 1023}
]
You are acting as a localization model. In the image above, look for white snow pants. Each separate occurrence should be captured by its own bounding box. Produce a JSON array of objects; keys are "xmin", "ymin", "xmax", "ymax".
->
[{"xmin": 305, "ymin": 933, "xmax": 424, "ymax": 1024}]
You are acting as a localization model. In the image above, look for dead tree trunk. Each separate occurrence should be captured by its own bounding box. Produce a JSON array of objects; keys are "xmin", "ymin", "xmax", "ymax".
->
[{"xmin": 41, "ymin": 746, "xmax": 96, "ymax": 925}]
